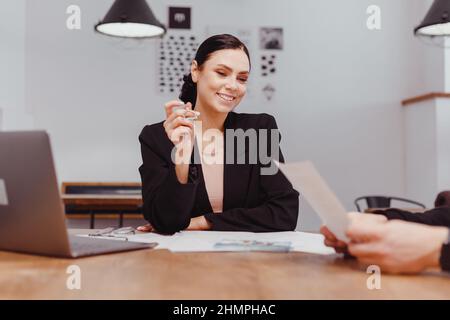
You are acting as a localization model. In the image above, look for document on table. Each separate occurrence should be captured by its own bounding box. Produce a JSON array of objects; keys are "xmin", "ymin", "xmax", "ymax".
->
[{"xmin": 123, "ymin": 231, "xmax": 334, "ymax": 255}]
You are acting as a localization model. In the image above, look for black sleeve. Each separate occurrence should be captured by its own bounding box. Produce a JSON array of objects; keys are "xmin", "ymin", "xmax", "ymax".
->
[
  {"xmin": 138, "ymin": 126, "xmax": 199, "ymax": 234},
  {"xmin": 203, "ymin": 115, "xmax": 300, "ymax": 232},
  {"xmin": 373, "ymin": 207, "xmax": 450, "ymax": 228},
  {"xmin": 440, "ymin": 240, "xmax": 450, "ymax": 272}
]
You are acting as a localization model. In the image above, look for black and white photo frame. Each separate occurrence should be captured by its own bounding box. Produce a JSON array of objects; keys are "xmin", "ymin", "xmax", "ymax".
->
[{"xmin": 157, "ymin": 33, "xmax": 199, "ymax": 95}]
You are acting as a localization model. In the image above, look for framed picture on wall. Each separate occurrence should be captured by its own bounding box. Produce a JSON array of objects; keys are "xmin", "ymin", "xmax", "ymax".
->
[
  {"xmin": 168, "ymin": 7, "xmax": 191, "ymax": 29},
  {"xmin": 259, "ymin": 27, "xmax": 283, "ymax": 50}
]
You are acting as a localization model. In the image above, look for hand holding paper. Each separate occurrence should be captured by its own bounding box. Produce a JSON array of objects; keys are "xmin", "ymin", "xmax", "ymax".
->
[
  {"xmin": 320, "ymin": 212, "xmax": 388, "ymax": 253},
  {"xmin": 274, "ymin": 160, "xmax": 350, "ymax": 241}
]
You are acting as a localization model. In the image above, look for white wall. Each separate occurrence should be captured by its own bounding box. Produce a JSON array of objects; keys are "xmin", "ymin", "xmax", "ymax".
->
[
  {"xmin": 5, "ymin": 0, "xmax": 442, "ymax": 231},
  {"xmin": 0, "ymin": 0, "xmax": 34, "ymax": 130},
  {"xmin": 419, "ymin": 0, "xmax": 446, "ymax": 93},
  {"xmin": 404, "ymin": 98, "xmax": 450, "ymax": 207},
  {"xmin": 404, "ymin": 100, "xmax": 437, "ymax": 206},
  {"xmin": 436, "ymin": 99, "xmax": 450, "ymax": 195}
]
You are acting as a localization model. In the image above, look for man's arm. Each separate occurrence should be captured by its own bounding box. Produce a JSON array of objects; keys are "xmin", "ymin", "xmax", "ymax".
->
[{"xmin": 374, "ymin": 207, "xmax": 450, "ymax": 227}]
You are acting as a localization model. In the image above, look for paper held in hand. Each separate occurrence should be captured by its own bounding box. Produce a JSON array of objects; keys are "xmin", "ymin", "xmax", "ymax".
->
[{"xmin": 274, "ymin": 160, "xmax": 349, "ymax": 241}]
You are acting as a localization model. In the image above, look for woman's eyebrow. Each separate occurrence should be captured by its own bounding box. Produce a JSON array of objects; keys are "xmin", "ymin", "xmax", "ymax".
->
[{"xmin": 216, "ymin": 64, "xmax": 249, "ymax": 74}]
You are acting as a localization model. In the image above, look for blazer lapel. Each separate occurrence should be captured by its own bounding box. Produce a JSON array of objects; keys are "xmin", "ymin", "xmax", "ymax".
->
[
  {"xmin": 189, "ymin": 112, "xmax": 251, "ymax": 214},
  {"xmin": 191, "ymin": 140, "xmax": 213, "ymax": 214},
  {"xmin": 222, "ymin": 112, "xmax": 250, "ymax": 211}
]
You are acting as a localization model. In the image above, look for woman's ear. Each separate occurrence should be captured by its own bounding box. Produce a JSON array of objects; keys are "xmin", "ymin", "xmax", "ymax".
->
[{"xmin": 191, "ymin": 60, "xmax": 199, "ymax": 83}]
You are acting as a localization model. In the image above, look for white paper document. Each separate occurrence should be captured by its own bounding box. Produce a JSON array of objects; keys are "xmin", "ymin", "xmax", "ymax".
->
[
  {"xmin": 275, "ymin": 161, "xmax": 350, "ymax": 241},
  {"xmin": 122, "ymin": 231, "xmax": 334, "ymax": 255}
]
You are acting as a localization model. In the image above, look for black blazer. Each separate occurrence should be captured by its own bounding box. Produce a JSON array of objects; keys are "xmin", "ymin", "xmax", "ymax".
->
[{"xmin": 138, "ymin": 112, "xmax": 299, "ymax": 234}]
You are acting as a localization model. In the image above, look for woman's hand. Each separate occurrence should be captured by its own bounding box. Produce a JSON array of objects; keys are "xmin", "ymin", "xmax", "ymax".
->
[
  {"xmin": 186, "ymin": 216, "xmax": 212, "ymax": 231},
  {"xmin": 137, "ymin": 216, "xmax": 212, "ymax": 233},
  {"xmin": 163, "ymin": 100, "xmax": 196, "ymax": 156},
  {"xmin": 163, "ymin": 100, "xmax": 198, "ymax": 184},
  {"xmin": 136, "ymin": 223, "xmax": 153, "ymax": 232}
]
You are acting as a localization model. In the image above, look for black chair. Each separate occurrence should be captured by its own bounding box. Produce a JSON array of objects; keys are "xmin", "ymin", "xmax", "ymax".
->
[
  {"xmin": 354, "ymin": 195, "xmax": 426, "ymax": 212},
  {"xmin": 434, "ymin": 191, "xmax": 450, "ymax": 207},
  {"xmin": 63, "ymin": 183, "xmax": 143, "ymax": 228}
]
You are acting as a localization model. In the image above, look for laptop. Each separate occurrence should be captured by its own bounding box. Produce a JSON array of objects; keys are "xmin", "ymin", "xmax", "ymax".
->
[
  {"xmin": 275, "ymin": 161, "xmax": 349, "ymax": 241},
  {"xmin": 0, "ymin": 131, "xmax": 154, "ymax": 258}
]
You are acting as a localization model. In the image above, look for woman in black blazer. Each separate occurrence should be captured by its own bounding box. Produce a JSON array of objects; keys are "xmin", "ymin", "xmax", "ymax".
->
[{"xmin": 138, "ymin": 34, "xmax": 299, "ymax": 234}]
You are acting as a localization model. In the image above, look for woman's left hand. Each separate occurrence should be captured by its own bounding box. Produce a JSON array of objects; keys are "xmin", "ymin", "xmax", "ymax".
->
[
  {"xmin": 137, "ymin": 217, "xmax": 212, "ymax": 233},
  {"xmin": 187, "ymin": 216, "xmax": 212, "ymax": 230},
  {"xmin": 136, "ymin": 224, "xmax": 153, "ymax": 232}
]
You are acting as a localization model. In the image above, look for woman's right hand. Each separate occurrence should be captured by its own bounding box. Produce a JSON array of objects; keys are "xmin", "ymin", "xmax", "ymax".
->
[
  {"xmin": 163, "ymin": 100, "xmax": 198, "ymax": 183},
  {"xmin": 163, "ymin": 100, "xmax": 195, "ymax": 150}
]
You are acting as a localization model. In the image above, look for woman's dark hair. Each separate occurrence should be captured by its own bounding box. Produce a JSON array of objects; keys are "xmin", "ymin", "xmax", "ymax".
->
[{"xmin": 179, "ymin": 34, "xmax": 251, "ymax": 107}]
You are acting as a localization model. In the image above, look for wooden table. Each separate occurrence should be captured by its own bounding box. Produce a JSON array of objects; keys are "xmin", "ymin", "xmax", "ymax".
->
[{"xmin": 1, "ymin": 230, "xmax": 449, "ymax": 300}]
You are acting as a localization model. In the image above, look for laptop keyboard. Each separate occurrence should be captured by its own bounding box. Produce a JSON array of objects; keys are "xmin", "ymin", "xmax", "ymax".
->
[{"xmin": 69, "ymin": 235, "xmax": 154, "ymax": 257}]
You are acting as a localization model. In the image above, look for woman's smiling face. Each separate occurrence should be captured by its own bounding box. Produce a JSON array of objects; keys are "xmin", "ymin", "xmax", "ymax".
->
[{"xmin": 191, "ymin": 48, "xmax": 250, "ymax": 114}]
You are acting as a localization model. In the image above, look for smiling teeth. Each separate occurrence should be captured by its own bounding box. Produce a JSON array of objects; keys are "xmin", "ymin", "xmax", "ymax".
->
[{"xmin": 218, "ymin": 93, "xmax": 234, "ymax": 101}]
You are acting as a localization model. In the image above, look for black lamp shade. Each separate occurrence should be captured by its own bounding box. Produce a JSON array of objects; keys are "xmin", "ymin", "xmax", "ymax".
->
[
  {"xmin": 95, "ymin": 0, "xmax": 166, "ymax": 38},
  {"xmin": 415, "ymin": 0, "xmax": 450, "ymax": 36}
]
